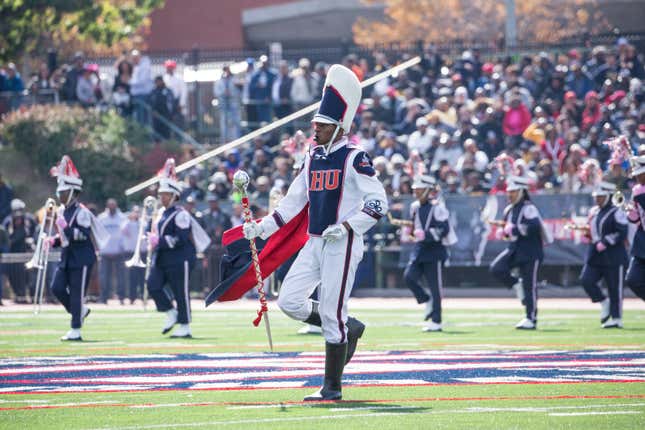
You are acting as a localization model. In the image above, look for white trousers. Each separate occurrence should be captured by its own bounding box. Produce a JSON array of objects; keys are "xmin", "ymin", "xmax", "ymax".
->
[{"xmin": 277, "ymin": 232, "xmax": 364, "ymax": 343}]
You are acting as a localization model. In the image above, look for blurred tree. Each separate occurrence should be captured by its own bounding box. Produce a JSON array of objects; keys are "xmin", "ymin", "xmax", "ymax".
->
[
  {"xmin": 0, "ymin": 0, "xmax": 165, "ymax": 63},
  {"xmin": 353, "ymin": 0, "xmax": 609, "ymax": 47}
]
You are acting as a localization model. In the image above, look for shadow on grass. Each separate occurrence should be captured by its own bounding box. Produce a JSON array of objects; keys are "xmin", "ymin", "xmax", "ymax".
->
[{"xmin": 286, "ymin": 399, "xmax": 430, "ymax": 414}]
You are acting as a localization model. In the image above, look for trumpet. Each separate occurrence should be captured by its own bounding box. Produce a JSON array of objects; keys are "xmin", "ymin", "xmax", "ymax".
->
[
  {"xmin": 27, "ymin": 198, "xmax": 57, "ymax": 314},
  {"xmin": 125, "ymin": 196, "xmax": 158, "ymax": 309},
  {"xmin": 612, "ymin": 190, "xmax": 635, "ymax": 212}
]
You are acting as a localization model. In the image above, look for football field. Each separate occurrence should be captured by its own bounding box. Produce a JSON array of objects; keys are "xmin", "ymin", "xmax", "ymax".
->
[{"xmin": 1, "ymin": 297, "xmax": 645, "ymax": 429}]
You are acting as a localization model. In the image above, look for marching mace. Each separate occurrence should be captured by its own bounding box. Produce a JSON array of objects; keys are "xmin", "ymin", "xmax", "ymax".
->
[{"xmin": 233, "ymin": 170, "xmax": 274, "ymax": 352}]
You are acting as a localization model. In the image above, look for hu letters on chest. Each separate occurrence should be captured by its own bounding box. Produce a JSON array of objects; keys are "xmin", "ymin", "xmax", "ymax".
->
[{"xmin": 309, "ymin": 169, "xmax": 341, "ymax": 191}]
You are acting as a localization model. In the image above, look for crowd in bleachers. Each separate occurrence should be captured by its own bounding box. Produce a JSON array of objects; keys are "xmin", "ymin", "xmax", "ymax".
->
[{"xmin": 1, "ymin": 37, "xmax": 645, "ymax": 302}]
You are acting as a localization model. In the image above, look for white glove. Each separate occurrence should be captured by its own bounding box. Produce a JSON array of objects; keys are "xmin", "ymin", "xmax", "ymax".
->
[
  {"xmin": 243, "ymin": 221, "xmax": 264, "ymax": 240},
  {"xmin": 322, "ymin": 224, "xmax": 347, "ymax": 243}
]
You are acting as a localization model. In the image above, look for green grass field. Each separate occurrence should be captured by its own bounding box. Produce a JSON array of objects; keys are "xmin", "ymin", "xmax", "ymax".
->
[{"xmin": 1, "ymin": 298, "xmax": 645, "ymax": 429}]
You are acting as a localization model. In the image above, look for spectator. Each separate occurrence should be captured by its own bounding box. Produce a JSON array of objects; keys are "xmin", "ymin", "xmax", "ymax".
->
[
  {"xmin": 431, "ymin": 133, "xmax": 463, "ymax": 172},
  {"xmin": 502, "ymin": 92, "xmax": 532, "ymax": 137},
  {"xmin": 97, "ymin": 199, "xmax": 126, "ymax": 304},
  {"xmin": 407, "ymin": 116, "xmax": 434, "ymax": 154},
  {"xmin": 180, "ymin": 172, "xmax": 206, "ymax": 202},
  {"xmin": 3, "ymin": 63, "xmax": 24, "ymax": 110},
  {"xmin": 120, "ymin": 206, "xmax": 144, "ymax": 304},
  {"xmin": 291, "ymin": 58, "xmax": 319, "ymax": 108},
  {"xmin": 163, "ymin": 60, "xmax": 187, "ymax": 121},
  {"xmin": 585, "ymin": 45, "xmax": 610, "ymax": 88},
  {"xmin": 32, "ymin": 63, "xmax": 53, "ymax": 92},
  {"xmin": 130, "ymin": 50, "xmax": 154, "ymax": 125},
  {"xmin": 0, "ymin": 173, "xmax": 13, "ymax": 222},
  {"xmin": 2, "ymin": 199, "xmax": 36, "ymax": 303},
  {"xmin": 456, "ymin": 139, "xmax": 489, "ymax": 173},
  {"xmin": 76, "ymin": 66, "xmax": 96, "ymax": 107},
  {"xmin": 241, "ymin": 58, "xmax": 256, "ymax": 128},
  {"xmin": 248, "ymin": 55, "xmax": 275, "ymax": 127},
  {"xmin": 61, "ymin": 52, "xmax": 85, "ymax": 102},
  {"xmin": 581, "ymin": 91, "xmax": 601, "ymax": 131},
  {"xmin": 214, "ymin": 65, "xmax": 242, "ymax": 143},
  {"xmin": 150, "ymin": 75, "xmax": 175, "ymax": 139},
  {"xmin": 566, "ymin": 61, "xmax": 594, "ymax": 99},
  {"xmin": 272, "ymin": 60, "xmax": 293, "ymax": 121},
  {"xmin": 113, "ymin": 56, "xmax": 133, "ymax": 93},
  {"xmin": 271, "ymin": 157, "xmax": 292, "ymax": 184},
  {"xmin": 251, "ymin": 176, "xmax": 271, "ymax": 210},
  {"xmin": 561, "ymin": 91, "xmax": 581, "ymax": 124}
]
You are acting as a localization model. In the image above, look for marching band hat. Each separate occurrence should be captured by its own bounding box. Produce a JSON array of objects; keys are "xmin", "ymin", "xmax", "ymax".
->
[
  {"xmin": 312, "ymin": 64, "xmax": 361, "ymax": 132},
  {"xmin": 506, "ymin": 175, "xmax": 530, "ymax": 192},
  {"xmin": 591, "ymin": 181, "xmax": 616, "ymax": 197},
  {"xmin": 412, "ymin": 175, "xmax": 437, "ymax": 190},
  {"xmin": 157, "ymin": 158, "xmax": 183, "ymax": 195},
  {"xmin": 50, "ymin": 155, "xmax": 83, "ymax": 193},
  {"xmin": 631, "ymin": 155, "xmax": 645, "ymax": 177}
]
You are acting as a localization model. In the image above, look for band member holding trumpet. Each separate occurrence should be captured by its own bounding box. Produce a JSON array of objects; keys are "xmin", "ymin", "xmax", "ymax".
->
[
  {"xmin": 403, "ymin": 175, "xmax": 456, "ymax": 332},
  {"xmin": 626, "ymin": 155, "xmax": 645, "ymax": 302},
  {"xmin": 48, "ymin": 155, "xmax": 107, "ymax": 341},
  {"xmin": 489, "ymin": 175, "xmax": 551, "ymax": 330},
  {"xmin": 578, "ymin": 181, "xmax": 628, "ymax": 328},
  {"xmin": 146, "ymin": 159, "xmax": 210, "ymax": 338}
]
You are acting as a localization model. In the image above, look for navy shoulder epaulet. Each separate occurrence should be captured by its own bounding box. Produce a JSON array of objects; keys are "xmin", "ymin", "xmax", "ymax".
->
[{"xmin": 353, "ymin": 151, "xmax": 376, "ymax": 177}]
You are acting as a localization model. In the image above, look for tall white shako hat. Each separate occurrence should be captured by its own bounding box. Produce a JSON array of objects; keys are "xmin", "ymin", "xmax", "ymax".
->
[
  {"xmin": 506, "ymin": 175, "xmax": 530, "ymax": 191},
  {"xmin": 591, "ymin": 180, "xmax": 616, "ymax": 196},
  {"xmin": 157, "ymin": 158, "xmax": 183, "ymax": 195},
  {"xmin": 50, "ymin": 155, "xmax": 83, "ymax": 193},
  {"xmin": 411, "ymin": 175, "xmax": 437, "ymax": 190},
  {"xmin": 312, "ymin": 64, "xmax": 361, "ymax": 139},
  {"xmin": 630, "ymin": 155, "xmax": 645, "ymax": 177}
]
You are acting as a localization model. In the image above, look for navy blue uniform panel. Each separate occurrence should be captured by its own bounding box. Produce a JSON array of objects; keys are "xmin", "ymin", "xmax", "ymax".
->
[
  {"xmin": 585, "ymin": 205, "xmax": 628, "ymax": 266},
  {"xmin": 317, "ymin": 85, "xmax": 348, "ymax": 122},
  {"xmin": 50, "ymin": 264, "xmax": 93, "ymax": 329},
  {"xmin": 58, "ymin": 202, "xmax": 96, "ymax": 269},
  {"xmin": 626, "ymin": 256, "xmax": 645, "ymax": 301},
  {"xmin": 506, "ymin": 201, "xmax": 543, "ymax": 264},
  {"xmin": 307, "ymin": 146, "xmax": 354, "ymax": 235},
  {"xmin": 154, "ymin": 205, "xmax": 196, "ymax": 268},
  {"xmin": 631, "ymin": 194, "xmax": 645, "ymax": 259},
  {"xmin": 410, "ymin": 202, "xmax": 448, "ymax": 263}
]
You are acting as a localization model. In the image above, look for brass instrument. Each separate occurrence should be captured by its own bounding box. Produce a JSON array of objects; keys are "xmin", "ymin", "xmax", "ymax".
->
[
  {"xmin": 563, "ymin": 222, "xmax": 590, "ymax": 233},
  {"xmin": 612, "ymin": 190, "xmax": 635, "ymax": 212},
  {"xmin": 387, "ymin": 212, "xmax": 413, "ymax": 227},
  {"xmin": 125, "ymin": 196, "xmax": 158, "ymax": 309},
  {"xmin": 27, "ymin": 198, "xmax": 57, "ymax": 314},
  {"xmin": 487, "ymin": 219, "xmax": 506, "ymax": 227}
]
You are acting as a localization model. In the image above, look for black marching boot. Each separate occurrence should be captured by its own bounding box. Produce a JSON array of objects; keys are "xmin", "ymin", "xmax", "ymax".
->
[
  {"xmin": 304, "ymin": 301, "xmax": 322, "ymax": 326},
  {"xmin": 304, "ymin": 301, "xmax": 364, "ymax": 365},
  {"xmin": 303, "ymin": 342, "xmax": 347, "ymax": 401},
  {"xmin": 345, "ymin": 317, "xmax": 365, "ymax": 364}
]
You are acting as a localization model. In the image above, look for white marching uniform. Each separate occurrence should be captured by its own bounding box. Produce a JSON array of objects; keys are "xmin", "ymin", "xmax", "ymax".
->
[{"xmin": 260, "ymin": 137, "xmax": 388, "ymax": 343}]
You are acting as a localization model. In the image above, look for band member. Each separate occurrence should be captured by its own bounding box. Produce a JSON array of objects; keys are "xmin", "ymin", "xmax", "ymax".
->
[
  {"xmin": 2, "ymin": 199, "xmax": 36, "ymax": 303},
  {"xmin": 626, "ymin": 155, "xmax": 645, "ymax": 302},
  {"xmin": 49, "ymin": 156, "xmax": 107, "ymax": 341},
  {"xmin": 146, "ymin": 159, "xmax": 210, "ymax": 338},
  {"xmin": 243, "ymin": 65, "xmax": 388, "ymax": 400},
  {"xmin": 489, "ymin": 175, "xmax": 551, "ymax": 330},
  {"xmin": 580, "ymin": 181, "xmax": 628, "ymax": 328},
  {"xmin": 403, "ymin": 175, "xmax": 456, "ymax": 332}
]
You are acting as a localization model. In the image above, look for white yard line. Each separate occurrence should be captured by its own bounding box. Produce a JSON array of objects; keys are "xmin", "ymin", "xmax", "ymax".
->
[{"xmin": 549, "ymin": 411, "xmax": 641, "ymax": 416}]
